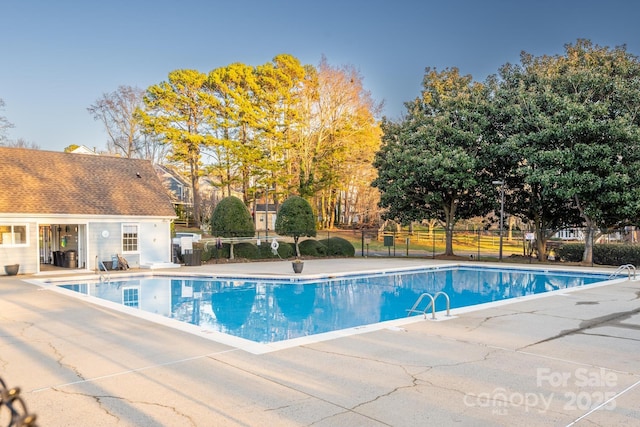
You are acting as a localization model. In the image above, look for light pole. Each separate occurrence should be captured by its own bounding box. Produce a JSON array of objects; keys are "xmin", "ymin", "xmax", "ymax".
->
[
  {"xmin": 265, "ymin": 185, "xmax": 269, "ymax": 240},
  {"xmin": 492, "ymin": 180, "xmax": 505, "ymax": 261}
]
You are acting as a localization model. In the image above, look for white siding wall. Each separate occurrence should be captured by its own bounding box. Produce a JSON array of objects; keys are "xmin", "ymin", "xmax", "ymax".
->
[
  {"xmin": 139, "ymin": 221, "xmax": 172, "ymax": 264},
  {"xmin": 0, "ymin": 220, "xmax": 37, "ymax": 275}
]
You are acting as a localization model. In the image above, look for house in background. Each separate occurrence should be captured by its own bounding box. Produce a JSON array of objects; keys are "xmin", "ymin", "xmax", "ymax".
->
[
  {"xmin": 0, "ymin": 147, "xmax": 177, "ymax": 275},
  {"xmin": 154, "ymin": 164, "xmax": 193, "ymax": 226},
  {"xmin": 253, "ymin": 203, "xmax": 277, "ymax": 233},
  {"xmin": 69, "ymin": 145, "xmax": 99, "ymax": 155}
]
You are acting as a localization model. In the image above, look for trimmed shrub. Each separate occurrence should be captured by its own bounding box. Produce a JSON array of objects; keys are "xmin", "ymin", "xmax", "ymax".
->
[
  {"xmin": 210, "ymin": 196, "xmax": 255, "ymax": 238},
  {"xmin": 318, "ymin": 236, "xmax": 356, "ymax": 257},
  {"xmin": 256, "ymin": 240, "xmax": 295, "ymax": 259},
  {"xmin": 234, "ymin": 242, "xmax": 259, "ymax": 259},
  {"xmin": 556, "ymin": 244, "xmax": 583, "ymax": 262},
  {"xmin": 594, "ymin": 244, "xmax": 640, "ymax": 266},
  {"xmin": 299, "ymin": 239, "xmax": 327, "ymax": 257},
  {"xmin": 281, "ymin": 242, "xmax": 296, "ymax": 258},
  {"xmin": 275, "ymin": 195, "xmax": 316, "ymax": 256},
  {"xmin": 207, "ymin": 243, "xmax": 230, "ymax": 260},
  {"xmin": 556, "ymin": 243, "xmax": 640, "ymax": 266}
]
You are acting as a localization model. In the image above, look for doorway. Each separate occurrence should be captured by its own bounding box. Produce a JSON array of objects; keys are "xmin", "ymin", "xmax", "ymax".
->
[{"xmin": 39, "ymin": 224, "xmax": 86, "ymax": 269}]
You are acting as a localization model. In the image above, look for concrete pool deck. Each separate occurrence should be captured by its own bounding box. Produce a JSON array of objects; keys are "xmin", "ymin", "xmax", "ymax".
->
[{"xmin": 1, "ymin": 258, "xmax": 639, "ymax": 426}]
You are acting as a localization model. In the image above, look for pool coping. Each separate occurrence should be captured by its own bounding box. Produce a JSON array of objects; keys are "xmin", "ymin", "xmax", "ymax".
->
[
  {"xmin": 24, "ymin": 262, "xmax": 627, "ymax": 355},
  {"xmin": 4, "ymin": 258, "xmax": 640, "ymax": 425}
]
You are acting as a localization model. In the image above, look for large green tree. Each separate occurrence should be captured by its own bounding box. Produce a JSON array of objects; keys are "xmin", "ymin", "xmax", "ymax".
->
[
  {"xmin": 373, "ymin": 67, "xmax": 493, "ymax": 256},
  {"xmin": 207, "ymin": 62, "xmax": 263, "ymax": 202},
  {"xmin": 139, "ymin": 70, "xmax": 216, "ymax": 227},
  {"xmin": 489, "ymin": 61, "xmax": 583, "ymax": 260},
  {"xmin": 552, "ymin": 41, "xmax": 640, "ymax": 263},
  {"xmin": 493, "ymin": 40, "xmax": 640, "ymax": 263}
]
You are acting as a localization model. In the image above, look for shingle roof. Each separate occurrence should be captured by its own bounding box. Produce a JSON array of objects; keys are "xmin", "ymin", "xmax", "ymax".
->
[{"xmin": 0, "ymin": 147, "xmax": 177, "ymax": 217}]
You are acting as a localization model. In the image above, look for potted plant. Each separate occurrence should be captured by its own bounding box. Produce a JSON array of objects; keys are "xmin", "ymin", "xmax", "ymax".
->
[
  {"xmin": 292, "ymin": 258, "xmax": 304, "ymax": 274},
  {"xmin": 4, "ymin": 264, "xmax": 19, "ymax": 276},
  {"xmin": 2, "ymin": 244, "xmax": 20, "ymax": 275}
]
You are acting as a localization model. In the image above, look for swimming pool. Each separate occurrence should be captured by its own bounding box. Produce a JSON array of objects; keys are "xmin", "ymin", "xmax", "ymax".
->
[{"xmin": 56, "ymin": 266, "xmax": 610, "ymax": 347}]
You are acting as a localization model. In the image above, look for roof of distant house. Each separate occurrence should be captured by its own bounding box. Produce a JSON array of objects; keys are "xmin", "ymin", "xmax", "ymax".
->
[{"xmin": 0, "ymin": 146, "xmax": 176, "ymax": 217}]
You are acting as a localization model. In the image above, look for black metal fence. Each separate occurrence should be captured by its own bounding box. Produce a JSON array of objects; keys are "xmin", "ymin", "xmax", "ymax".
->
[
  {"xmin": 192, "ymin": 227, "xmax": 639, "ymax": 262},
  {"xmin": 349, "ymin": 227, "xmax": 639, "ymax": 260}
]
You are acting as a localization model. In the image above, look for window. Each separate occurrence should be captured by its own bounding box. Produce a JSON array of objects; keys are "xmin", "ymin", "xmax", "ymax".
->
[
  {"xmin": 122, "ymin": 287, "xmax": 139, "ymax": 308},
  {"xmin": 0, "ymin": 224, "xmax": 28, "ymax": 246},
  {"xmin": 122, "ymin": 224, "xmax": 138, "ymax": 253}
]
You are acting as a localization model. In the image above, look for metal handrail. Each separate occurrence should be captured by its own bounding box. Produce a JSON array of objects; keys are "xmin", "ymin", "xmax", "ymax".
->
[
  {"xmin": 95, "ymin": 256, "xmax": 110, "ymax": 283},
  {"xmin": 407, "ymin": 291, "xmax": 451, "ymax": 320},
  {"xmin": 608, "ymin": 264, "xmax": 636, "ymax": 280}
]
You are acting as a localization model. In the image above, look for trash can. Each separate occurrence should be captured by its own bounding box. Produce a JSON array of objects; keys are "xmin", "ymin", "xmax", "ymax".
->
[
  {"xmin": 183, "ymin": 249, "xmax": 202, "ymax": 266},
  {"xmin": 53, "ymin": 251, "xmax": 64, "ymax": 266},
  {"xmin": 192, "ymin": 249, "xmax": 202, "ymax": 266},
  {"xmin": 65, "ymin": 250, "xmax": 77, "ymax": 268}
]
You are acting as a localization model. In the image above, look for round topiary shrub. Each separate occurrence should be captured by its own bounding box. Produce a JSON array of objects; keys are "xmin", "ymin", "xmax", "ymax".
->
[
  {"xmin": 210, "ymin": 196, "xmax": 255, "ymax": 237},
  {"xmin": 210, "ymin": 196, "xmax": 255, "ymax": 259},
  {"xmin": 299, "ymin": 239, "xmax": 328, "ymax": 257},
  {"xmin": 275, "ymin": 195, "xmax": 316, "ymax": 257},
  {"xmin": 318, "ymin": 236, "xmax": 355, "ymax": 257}
]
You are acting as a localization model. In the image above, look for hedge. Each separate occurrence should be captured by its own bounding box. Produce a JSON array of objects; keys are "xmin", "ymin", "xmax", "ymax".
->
[
  {"xmin": 299, "ymin": 239, "xmax": 327, "ymax": 257},
  {"xmin": 318, "ymin": 236, "xmax": 356, "ymax": 257},
  {"xmin": 556, "ymin": 243, "xmax": 640, "ymax": 266}
]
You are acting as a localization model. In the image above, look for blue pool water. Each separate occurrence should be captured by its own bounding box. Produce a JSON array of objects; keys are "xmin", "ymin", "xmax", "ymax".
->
[{"xmin": 58, "ymin": 266, "xmax": 609, "ymax": 344}]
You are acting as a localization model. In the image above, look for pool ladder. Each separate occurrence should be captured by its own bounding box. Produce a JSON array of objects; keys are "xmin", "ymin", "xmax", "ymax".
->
[
  {"xmin": 407, "ymin": 291, "xmax": 451, "ymax": 320},
  {"xmin": 95, "ymin": 256, "xmax": 111, "ymax": 283},
  {"xmin": 608, "ymin": 264, "xmax": 636, "ymax": 280}
]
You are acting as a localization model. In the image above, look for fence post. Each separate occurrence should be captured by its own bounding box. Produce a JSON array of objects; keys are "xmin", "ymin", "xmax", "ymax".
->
[
  {"xmin": 394, "ymin": 231, "xmax": 397, "ymax": 256},
  {"xmin": 432, "ymin": 231, "xmax": 436, "ymax": 259}
]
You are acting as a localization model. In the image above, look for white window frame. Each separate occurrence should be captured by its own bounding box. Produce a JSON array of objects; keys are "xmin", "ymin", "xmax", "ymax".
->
[
  {"xmin": 0, "ymin": 224, "xmax": 29, "ymax": 247},
  {"xmin": 121, "ymin": 223, "xmax": 139, "ymax": 254}
]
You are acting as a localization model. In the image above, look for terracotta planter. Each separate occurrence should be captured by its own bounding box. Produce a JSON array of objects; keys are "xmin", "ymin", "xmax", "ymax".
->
[
  {"xmin": 4, "ymin": 264, "xmax": 19, "ymax": 276},
  {"xmin": 292, "ymin": 261, "xmax": 304, "ymax": 274}
]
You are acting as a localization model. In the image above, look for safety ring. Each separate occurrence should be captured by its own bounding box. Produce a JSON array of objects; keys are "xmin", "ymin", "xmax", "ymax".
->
[{"xmin": 270, "ymin": 239, "xmax": 279, "ymax": 250}]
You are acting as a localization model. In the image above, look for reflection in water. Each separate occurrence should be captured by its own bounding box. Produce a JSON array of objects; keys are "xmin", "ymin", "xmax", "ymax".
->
[
  {"xmin": 59, "ymin": 267, "xmax": 608, "ymax": 344},
  {"xmin": 210, "ymin": 285, "xmax": 256, "ymax": 330},
  {"xmin": 275, "ymin": 284, "xmax": 315, "ymax": 322}
]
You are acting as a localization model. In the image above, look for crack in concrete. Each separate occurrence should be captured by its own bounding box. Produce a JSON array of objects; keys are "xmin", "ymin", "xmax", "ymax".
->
[
  {"xmin": 209, "ymin": 353, "xmax": 406, "ymax": 426},
  {"xmin": 55, "ymin": 387, "xmax": 197, "ymax": 426},
  {"xmin": 45, "ymin": 340, "xmax": 86, "ymax": 383},
  {"xmin": 206, "ymin": 346, "xmax": 499, "ymax": 425},
  {"xmin": 305, "ymin": 343, "xmax": 501, "ymax": 418},
  {"xmin": 466, "ymin": 310, "xmax": 538, "ymax": 332}
]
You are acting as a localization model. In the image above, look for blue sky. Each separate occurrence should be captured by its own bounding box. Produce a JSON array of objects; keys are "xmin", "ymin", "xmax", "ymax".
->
[{"xmin": 2, "ymin": 0, "xmax": 640, "ymax": 152}]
